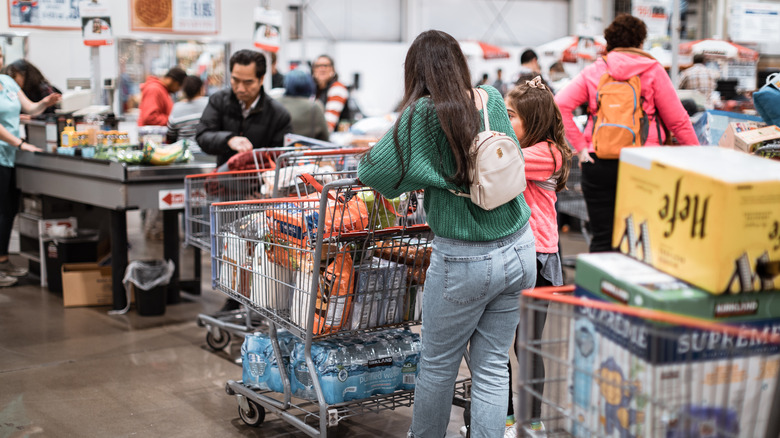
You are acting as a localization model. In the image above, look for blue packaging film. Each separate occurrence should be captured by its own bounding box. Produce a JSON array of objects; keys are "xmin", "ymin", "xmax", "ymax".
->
[
  {"xmin": 289, "ymin": 329, "xmax": 421, "ymax": 404},
  {"xmin": 241, "ymin": 330, "xmax": 297, "ymax": 392}
]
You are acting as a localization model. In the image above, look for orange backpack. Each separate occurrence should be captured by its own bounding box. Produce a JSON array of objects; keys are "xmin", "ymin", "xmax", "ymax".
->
[{"xmin": 591, "ymin": 57, "xmax": 650, "ymax": 159}]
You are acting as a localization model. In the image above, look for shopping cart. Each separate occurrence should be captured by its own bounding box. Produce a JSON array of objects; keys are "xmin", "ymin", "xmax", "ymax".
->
[
  {"xmin": 184, "ymin": 140, "xmax": 365, "ymax": 351},
  {"xmin": 210, "ymin": 177, "xmax": 466, "ymax": 436},
  {"xmin": 514, "ymin": 285, "xmax": 780, "ymax": 437}
]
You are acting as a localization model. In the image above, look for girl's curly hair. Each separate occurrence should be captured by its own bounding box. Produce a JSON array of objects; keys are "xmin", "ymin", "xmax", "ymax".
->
[{"xmin": 604, "ymin": 14, "xmax": 647, "ymax": 52}]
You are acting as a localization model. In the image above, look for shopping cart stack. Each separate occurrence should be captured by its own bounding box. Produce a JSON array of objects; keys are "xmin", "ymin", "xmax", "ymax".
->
[
  {"xmin": 210, "ymin": 176, "xmax": 447, "ymax": 437},
  {"xmin": 515, "ymin": 147, "xmax": 780, "ymax": 438}
]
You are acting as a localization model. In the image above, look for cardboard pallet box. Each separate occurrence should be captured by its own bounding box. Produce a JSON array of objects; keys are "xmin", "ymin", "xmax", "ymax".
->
[
  {"xmin": 568, "ymin": 253, "xmax": 780, "ymax": 438},
  {"xmin": 61, "ymin": 263, "xmax": 113, "ymax": 307},
  {"xmin": 613, "ymin": 147, "xmax": 780, "ymax": 294}
]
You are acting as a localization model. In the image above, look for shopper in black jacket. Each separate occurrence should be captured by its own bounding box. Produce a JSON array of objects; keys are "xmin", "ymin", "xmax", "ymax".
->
[{"xmin": 197, "ymin": 49, "xmax": 292, "ymax": 167}]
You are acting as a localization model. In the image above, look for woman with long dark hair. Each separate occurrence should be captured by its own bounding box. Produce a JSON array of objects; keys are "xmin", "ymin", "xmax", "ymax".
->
[
  {"xmin": 358, "ymin": 30, "xmax": 536, "ymax": 438},
  {"xmin": 2, "ymin": 60, "xmax": 60, "ymax": 114}
]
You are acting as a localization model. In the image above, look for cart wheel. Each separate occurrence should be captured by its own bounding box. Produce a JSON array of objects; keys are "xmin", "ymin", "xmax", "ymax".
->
[
  {"xmin": 206, "ymin": 329, "xmax": 231, "ymax": 350},
  {"xmin": 238, "ymin": 400, "xmax": 265, "ymax": 427}
]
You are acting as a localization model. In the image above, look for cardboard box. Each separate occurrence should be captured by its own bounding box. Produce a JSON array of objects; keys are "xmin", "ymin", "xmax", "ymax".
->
[
  {"xmin": 569, "ymin": 252, "xmax": 780, "ymax": 437},
  {"xmin": 573, "ymin": 253, "xmax": 780, "ymax": 322},
  {"xmin": 568, "ymin": 314, "xmax": 778, "ymax": 438},
  {"xmin": 733, "ymin": 125, "xmax": 780, "ymax": 153},
  {"xmin": 613, "ymin": 147, "xmax": 780, "ymax": 294},
  {"xmin": 718, "ymin": 121, "xmax": 766, "ymax": 150},
  {"xmin": 61, "ymin": 263, "xmax": 112, "ymax": 307}
]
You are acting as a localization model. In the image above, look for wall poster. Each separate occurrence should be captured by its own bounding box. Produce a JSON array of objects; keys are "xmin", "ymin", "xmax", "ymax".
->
[
  {"xmin": 130, "ymin": 0, "xmax": 219, "ymax": 34},
  {"xmin": 8, "ymin": 0, "xmax": 81, "ymax": 29}
]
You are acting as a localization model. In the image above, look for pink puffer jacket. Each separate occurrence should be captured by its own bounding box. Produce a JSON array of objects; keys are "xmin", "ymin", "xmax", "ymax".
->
[{"xmin": 555, "ymin": 48, "xmax": 699, "ymax": 153}]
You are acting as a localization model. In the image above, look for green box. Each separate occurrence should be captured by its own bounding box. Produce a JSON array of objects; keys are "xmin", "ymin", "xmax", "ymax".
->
[{"xmin": 573, "ymin": 252, "xmax": 780, "ymax": 323}]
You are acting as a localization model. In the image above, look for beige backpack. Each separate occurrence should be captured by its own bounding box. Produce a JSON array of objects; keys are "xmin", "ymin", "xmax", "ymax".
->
[{"xmin": 449, "ymin": 88, "xmax": 527, "ymax": 210}]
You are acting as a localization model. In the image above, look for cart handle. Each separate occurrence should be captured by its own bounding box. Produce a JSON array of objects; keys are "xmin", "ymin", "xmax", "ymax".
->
[
  {"xmin": 299, "ymin": 147, "xmax": 369, "ymax": 157},
  {"xmin": 523, "ymin": 286, "xmax": 780, "ymax": 344},
  {"xmin": 211, "ymin": 196, "xmax": 317, "ymax": 207},
  {"xmin": 185, "ymin": 167, "xmax": 275, "ymax": 179}
]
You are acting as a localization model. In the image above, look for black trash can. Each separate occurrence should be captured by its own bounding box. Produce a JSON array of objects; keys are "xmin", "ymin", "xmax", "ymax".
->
[
  {"xmin": 45, "ymin": 229, "xmax": 100, "ymax": 294},
  {"xmin": 124, "ymin": 260, "xmax": 174, "ymax": 317},
  {"xmin": 134, "ymin": 284, "xmax": 167, "ymax": 316}
]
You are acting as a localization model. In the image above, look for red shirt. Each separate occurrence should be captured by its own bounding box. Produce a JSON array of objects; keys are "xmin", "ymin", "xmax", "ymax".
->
[{"xmin": 137, "ymin": 76, "xmax": 172, "ymax": 126}]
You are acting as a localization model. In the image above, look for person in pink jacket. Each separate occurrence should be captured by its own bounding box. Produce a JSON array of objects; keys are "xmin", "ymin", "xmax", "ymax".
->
[
  {"xmin": 503, "ymin": 76, "xmax": 572, "ymax": 437},
  {"xmin": 554, "ymin": 14, "xmax": 698, "ymax": 253}
]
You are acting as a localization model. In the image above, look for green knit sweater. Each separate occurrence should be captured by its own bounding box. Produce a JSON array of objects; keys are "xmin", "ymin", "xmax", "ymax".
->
[{"xmin": 357, "ymin": 85, "xmax": 531, "ymax": 241}]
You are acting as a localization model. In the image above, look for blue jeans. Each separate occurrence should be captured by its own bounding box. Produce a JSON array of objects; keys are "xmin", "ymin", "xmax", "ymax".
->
[{"xmin": 410, "ymin": 223, "xmax": 536, "ymax": 438}]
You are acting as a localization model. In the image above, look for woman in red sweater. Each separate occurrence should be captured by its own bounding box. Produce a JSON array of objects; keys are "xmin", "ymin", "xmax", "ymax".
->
[{"xmin": 504, "ymin": 76, "xmax": 572, "ymax": 436}]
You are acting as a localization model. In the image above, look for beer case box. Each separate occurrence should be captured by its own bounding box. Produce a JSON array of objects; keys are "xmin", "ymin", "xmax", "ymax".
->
[
  {"xmin": 569, "ymin": 253, "xmax": 780, "ymax": 437},
  {"xmin": 61, "ymin": 263, "xmax": 113, "ymax": 307},
  {"xmin": 613, "ymin": 147, "xmax": 780, "ymax": 295},
  {"xmin": 568, "ymin": 314, "xmax": 779, "ymax": 438},
  {"xmin": 573, "ymin": 253, "xmax": 780, "ymax": 323}
]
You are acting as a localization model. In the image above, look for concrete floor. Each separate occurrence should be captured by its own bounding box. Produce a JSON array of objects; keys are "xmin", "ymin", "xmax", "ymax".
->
[{"xmin": 0, "ymin": 211, "xmax": 589, "ymax": 438}]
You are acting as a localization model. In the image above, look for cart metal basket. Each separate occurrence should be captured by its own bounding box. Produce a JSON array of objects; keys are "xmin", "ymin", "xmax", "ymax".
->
[
  {"xmin": 184, "ymin": 144, "xmax": 368, "ymax": 351},
  {"xmin": 514, "ymin": 286, "xmax": 780, "ymax": 438}
]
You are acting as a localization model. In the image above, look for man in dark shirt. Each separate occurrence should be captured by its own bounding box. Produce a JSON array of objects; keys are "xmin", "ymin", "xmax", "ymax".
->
[
  {"xmin": 196, "ymin": 49, "xmax": 291, "ymax": 312},
  {"xmin": 197, "ymin": 49, "xmax": 292, "ymax": 167}
]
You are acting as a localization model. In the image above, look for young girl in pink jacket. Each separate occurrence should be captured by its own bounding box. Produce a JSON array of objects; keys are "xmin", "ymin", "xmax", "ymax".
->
[
  {"xmin": 504, "ymin": 76, "xmax": 572, "ymax": 436},
  {"xmin": 554, "ymin": 14, "xmax": 698, "ymax": 253}
]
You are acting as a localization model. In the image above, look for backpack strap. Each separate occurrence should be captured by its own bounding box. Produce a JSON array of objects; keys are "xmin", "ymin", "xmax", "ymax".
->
[
  {"xmin": 475, "ymin": 87, "xmax": 490, "ymax": 131},
  {"xmin": 448, "ymin": 88, "xmax": 491, "ymax": 198}
]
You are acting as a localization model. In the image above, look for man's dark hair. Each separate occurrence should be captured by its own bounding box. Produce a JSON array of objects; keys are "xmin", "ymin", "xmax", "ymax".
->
[
  {"xmin": 165, "ymin": 67, "xmax": 187, "ymax": 84},
  {"xmin": 230, "ymin": 49, "xmax": 267, "ymax": 80},
  {"xmin": 693, "ymin": 54, "xmax": 706, "ymax": 65},
  {"xmin": 181, "ymin": 75, "xmax": 203, "ymax": 100},
  {"xmin": 604, "ymin": 14, "xmax": 647, "ymax": 52},
  {"xmin": 520, "ymin": 49, "xmax": 538, "ymax": 65}
]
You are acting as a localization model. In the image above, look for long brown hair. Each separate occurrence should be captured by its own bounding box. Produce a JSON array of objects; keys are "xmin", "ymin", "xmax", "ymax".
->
[
  {"xmin": 387, "ymin": 30, "xmax": 480, "ymax": 189},
  {"xmin": 505, "ymin": 80, "xmax": 572, "ymax": 192}
]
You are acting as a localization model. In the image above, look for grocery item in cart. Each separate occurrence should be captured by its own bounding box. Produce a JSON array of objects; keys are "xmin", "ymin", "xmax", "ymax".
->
[
  {"xmin": 242, "ymin": 330, "xmax": 296, "ymax": 392},
  {"xmin": 265, "ymin": 199, "xmax": 320, "ymax": 247},
  {"xmin": 566, "ymin": 299, "xmax": 780, "ymax": 438},
  {"xmin": 613, "ymin": 147, "xmax": 780, "ymax": 294},
  {"xmin": 288, "ymin": 330, "xmax": 421, "ymax": 404},
  {"xmin": 251, "ymin": 241, "xmax": 295, "ymax": 310},
  {"xmin": 375, "ymin": 238, "xmax": 432, "ymax": 286},
  {"xmin": 313, "ymin": 253, "xmax": 355, "ymax": 334},
  {"xmin": 357, "ymin": 191, "xmax": 412, "ymax": 229},
  {"xmin": 351, "ymin": 258, "xmax": 408, "ymax": 330},
  {"xmin": 218, "ymin": 233, "xmax": 256, "ymax": 298}
]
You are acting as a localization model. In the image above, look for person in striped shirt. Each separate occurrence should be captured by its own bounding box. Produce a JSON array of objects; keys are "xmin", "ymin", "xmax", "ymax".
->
[
  {"xmin": 166, "ymin": 75, "xmax": 208, "ymax": 152},
  {"xmin": 312, "ymin": 55, "xmax": 350, "ymax": 132}
]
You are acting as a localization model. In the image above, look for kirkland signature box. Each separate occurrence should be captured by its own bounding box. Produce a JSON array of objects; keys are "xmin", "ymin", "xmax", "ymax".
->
[
  {"xmin": 568, "ymin": 253, "xmax": 780, "ymax": 438},
  {"xmin": 612, "ymin": 147, "xmax": 780, "ymax": 295}
]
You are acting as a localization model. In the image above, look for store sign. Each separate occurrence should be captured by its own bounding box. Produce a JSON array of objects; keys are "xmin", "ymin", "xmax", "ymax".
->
[
  {"xmin": 253, "ymin": 7, "xmax": 282, "ymax": 53},
  {"xmin": 130, "ymin": 0, "xmax": 219, "ymax": 34},
  {"xmin": 731, "ymin": 2, "xmax": 780, "ymax": 43},
  {"xmin": 8, "ymin": 0, "xmax": 81, "ymax": 29},
  {"xmin": 632, "ymin": 0, "xmax": 671, "ymax": 39},
  {"xmin": 79, "ymin": 1, "xmax": 112, "ymax": 47},
  {"xmin": 158, "ymin": 189, "xmax": 186, "ymax": 210}
]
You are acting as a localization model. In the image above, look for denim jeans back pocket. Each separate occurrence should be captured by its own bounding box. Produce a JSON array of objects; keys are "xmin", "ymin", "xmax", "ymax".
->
[
  {"xmin": 442, "ymin": 254, "xmax": 492, "ymax": 304},
  {"xmin": 513, "ymin": 238, "xmax": 536, "ymax": 291}
]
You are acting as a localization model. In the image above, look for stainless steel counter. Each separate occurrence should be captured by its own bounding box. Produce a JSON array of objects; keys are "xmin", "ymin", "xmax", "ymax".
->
[
  {"xmin": 15, "ymin": 151, "xmax": 216, "ymax": 310},
  {"xmin": 15, "ymin": 151, "xmax": 216, "ymax": 210}
]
